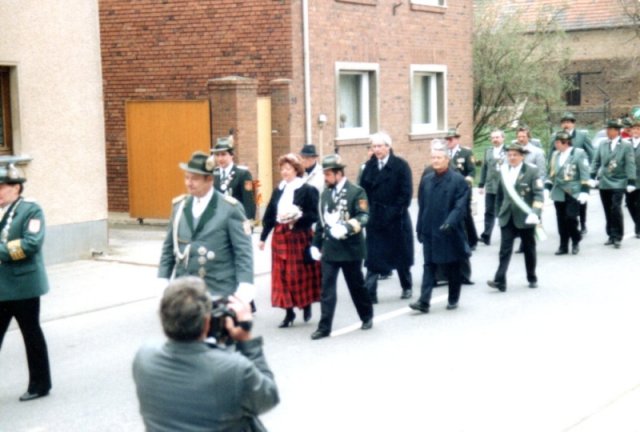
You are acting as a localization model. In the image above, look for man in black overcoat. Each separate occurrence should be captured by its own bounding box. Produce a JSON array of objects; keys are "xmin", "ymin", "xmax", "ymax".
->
[
  {"xmin": 410, "ymin": 144, "xmax": 471, "ymax": 313},
  {"xmin": 359, "ymin": 132, "xmax": 414, "ymax": 302}
]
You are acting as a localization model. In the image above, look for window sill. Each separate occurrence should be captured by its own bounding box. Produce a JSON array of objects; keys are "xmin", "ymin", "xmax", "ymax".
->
[
  {"xmin": 334, "ymin": 137, "xmax": 371, "ymax": 147},
  {"xmin": 409, "ymin": 132, "xmax": 446, "ymax": 141},
  {"xmin": 410, "ymin": 3, "xmax": 446, "ymax": 14},
  {"xmin": 336, "ymin": 0, "xmax": 377, "ymax": 6}
]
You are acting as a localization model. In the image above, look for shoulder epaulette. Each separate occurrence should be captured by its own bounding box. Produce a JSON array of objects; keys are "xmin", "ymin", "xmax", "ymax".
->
[
  {"xmin": 172, "ymin": 194, "xmax": 187, "ymax": 204},
  {"xmin": 224, "ymin": 195, "xmax": 238, "ymax": 205},
  {"xmin": 22, "ymin": 197, "xmax": 37, "ymax": 203},
  {"xmin": 236, "ymin": 165, "xmax": 249, "ymax": 170}
]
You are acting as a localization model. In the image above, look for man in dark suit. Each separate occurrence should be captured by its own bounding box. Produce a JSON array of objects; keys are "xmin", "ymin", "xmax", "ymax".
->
[
  {"xmin": 133, "ymin": 277, "xmax": 279, "ymax": 431},
  {"xmin": 478, "ymin": 129, "xmax": 506, "ymax": 245},
  {"xmin": 0, "ymin": 161, "xmax": 52, "ymax": 401},
  {"xmin": 309, "ymin": 154, "xmax": 374, "ymax": 340},
  {"xmin": 159, "ymin": 151, "xmax": 254, "ymax": 299},
  {"xmin": 488, "ymin": 143, "xmax": 544, "ymax": 291},
  {"xmin": 212, "ymin": 136, "xmax": 257, "ymax": 222},
  {"xmin": 410, "ymin": 144, "xmax": 471, "ymax": 313},
  {"xmin": 559, "ymin": 112, "xmax": 594, "ymax": 234},
  {"xmin": 359, "ymin": 132, "xmax": 414, "ymax": 302},
  {"xmin": 625, "ymin": 115, "xmax": 640, "ymax": 238},
  {"xmin": 590, "ymin": 119, "xmax": 637, "ymax": 248}
]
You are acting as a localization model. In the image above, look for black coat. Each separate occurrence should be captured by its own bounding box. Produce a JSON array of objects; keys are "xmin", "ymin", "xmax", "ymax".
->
[
  {"xmin": 417, "ymin": 169, "xmax": 471, "ymax": 264},
  {"xmin": 260, "ymin": 182, "xmax": 319, "ymax": 241},
  {"xmin": 359, "ymin": 152, "xmax": 414, "ymax": 272}
]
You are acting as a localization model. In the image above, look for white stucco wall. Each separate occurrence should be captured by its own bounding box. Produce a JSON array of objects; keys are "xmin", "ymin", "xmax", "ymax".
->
[{"xmin": 0, "ymin": 0, "xmax": 107, "ymax": 226}]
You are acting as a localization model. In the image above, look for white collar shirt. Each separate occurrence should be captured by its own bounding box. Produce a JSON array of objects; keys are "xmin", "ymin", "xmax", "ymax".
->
[
  {"xmin": 507, "ymin": 163, "xmax": 522, "ymax": 185},
  {"xmin": 192, "ymin": 186, "xmax": 214, "ymax": 219}
]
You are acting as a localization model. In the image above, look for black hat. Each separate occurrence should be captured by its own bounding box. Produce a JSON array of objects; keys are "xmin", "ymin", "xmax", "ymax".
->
[
  {"xmin": 321, "ymin": 154, "xmax": 346, "ymax": 170},
  {"xmin": 300, "ymin": 144, "xmax": 318, "ymax": 157},
  {"xmin": 560, "ymin": 111, "xmax": 576, "ymax": 122},
  {"xmin": 444, "ymin": 128, "xmax": 460, "ymax": 139},
  {"xmin": 179, "ymin": 151, "xmax": 214, "ymax": 175},
  {"xmin": 211, "ymin": 137, "xmax": 234, "ymax": 154},
  {"xmin": 554, "ymin": 131, "xmax": 572, "ymax": 142},
  {"xmin": 505, "ymin": 143, "xmax": 529, "ymax": 154},
  {"xmin": 0, "ymin": 164, "xmax": 26, "ymax": 184},
  {"xmin": 606, "ymin": 118, "xmax": 624, "ymax": 129}
]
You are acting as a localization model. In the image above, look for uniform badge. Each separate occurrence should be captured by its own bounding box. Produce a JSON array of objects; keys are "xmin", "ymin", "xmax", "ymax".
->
[
  {"xmin": 198, "ymin": 246, "xmax": 207, "ymax": 256},
  {"xmin": 28, "ymin": 219, "xmax": 42, "ymax": 233},
  {"xmin": 358, "ymin": 199, "xmax": 368, "ymax": 211},
  {"xmin": 221, "ymin": 184, "xmax": 228, "ymax": 192},
  {"xmin": 198, "ymin": 267, "xmax": 206, "ymax": 278},
  {"xmin": 244, "ymin": 180, "xmax": 253, "ymax": 191},
  {"xmin": 198, "ymin": 256, "xmax": 207, "ymax": 265},
  {"xmin": 243, "ymin": 220, "xmax": 252, "ymax": 235},
  {"xmin": 206, "ymin": 251, "xmax": 215, "ymax": 260},
  {"xmin": 536, "ymin": 179, "xmax": 543, "ymax": 189}
]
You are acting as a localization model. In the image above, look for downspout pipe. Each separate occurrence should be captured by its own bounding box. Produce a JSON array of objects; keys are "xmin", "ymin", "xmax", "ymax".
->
[{"xmin": 302, "ymin": 0, "xmax": 312, "ymax": 144}]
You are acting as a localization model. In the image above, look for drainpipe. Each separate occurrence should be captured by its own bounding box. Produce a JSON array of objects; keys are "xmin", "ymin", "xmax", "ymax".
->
[{"xmin": 302, "ymin": 0, "xmax": 312, "ymax": 144}]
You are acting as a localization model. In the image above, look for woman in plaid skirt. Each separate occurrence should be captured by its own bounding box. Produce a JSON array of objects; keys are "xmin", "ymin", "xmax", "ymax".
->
[{"xmin": 259, "ymin": 153, "xmax": 321, "ymax": 327}]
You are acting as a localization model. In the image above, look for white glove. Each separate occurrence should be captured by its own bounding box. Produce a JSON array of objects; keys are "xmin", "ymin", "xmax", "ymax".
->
[
  {"xmin": 587, "ymin": 179, "xmax": 599, "ymax": 189},
  {"xmin": 309, "ymin": 246, "xmax": 322, "ymax": 261},
  {"xmin": 578, "ymin": 192, "xmax": 589, "ymax": 205},
  {"xmin": 525, "ymin": 213, "xmax": 540, "ymax": 225},
  {"xmin": 330, "ymin": 224, "xmax": 348, "ymax": 239},
  {"xmin": 627, "ymin": 185, "xmax": 637, "ymax": 193},
  {"xmin": 235, "ymin": 282, "xmax": 256, "ymax": 303}
]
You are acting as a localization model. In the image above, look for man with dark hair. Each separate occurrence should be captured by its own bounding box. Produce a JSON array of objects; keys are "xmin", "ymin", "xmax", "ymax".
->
[
  {"xmin": 299, "ymin": 143, "xmax": 324, "ymax": 193},
  {"xmin": 0, "ymin": 160, "xmax": 52, "ymax": 402},
  {"xmin": 309, "ymin": 154, "xmax": 373, "ymax": 340},
  {"xmin": 133, "ymin": 276, "xmax": 279, "ymax": 431}
]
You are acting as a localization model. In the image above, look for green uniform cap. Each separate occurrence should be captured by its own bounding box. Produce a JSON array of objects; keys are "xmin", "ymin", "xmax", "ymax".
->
[{"xmin": 179, "ymin": 151, "xmax": 214, "ymax": 175}]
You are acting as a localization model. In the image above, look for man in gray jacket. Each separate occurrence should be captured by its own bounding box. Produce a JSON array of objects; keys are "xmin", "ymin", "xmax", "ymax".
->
[{"xmin": 133, "ymin": 277, "xmax": 279, "ymax": 432}]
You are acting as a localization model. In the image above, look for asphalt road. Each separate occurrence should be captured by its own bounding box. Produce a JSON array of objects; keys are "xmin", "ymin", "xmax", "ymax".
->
[{"xmin": 1, "ymin": 194, "xmax": 640, "ymax": 431}]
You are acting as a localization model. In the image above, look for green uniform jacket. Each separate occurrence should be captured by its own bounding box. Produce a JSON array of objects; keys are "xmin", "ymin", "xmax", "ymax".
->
[
  {"xmin": 631, "ymin": 139, "xmax": 640, "ymax": 180},
  {"xmin": 496, "ymin": 163, "xmax": 544, "ymax": 229},
  {"xmin": 158, "ymin": 191, "xmax": 253, "ymax": 297},
  {"xmin": 548, "ymin": 129, "xmax": 594, "ymax": 164},
  {"xmin": 478, "ymin": 146, "xmax": 505, "ymax": 194},
  {"xmin": 214, "ymin": 164, "xmax": 256, "ymax": 220},
  {"xmin": 312, "ymin": 180, "xmax": 369, "ymax": 262},
  {"xmin": 547, "ymin": 147, "xmax": 590, "ymax": 201},
  {"xmin": 591, "ymin": 139, "xmax": 637, "ymax": 190},
  {"xmin": 0, "ymin": 198, "xmax": 49, "ymax": 301},
  {"xmin": 450, "ymin": 146, "xmax": 476, "ymax": 184}
]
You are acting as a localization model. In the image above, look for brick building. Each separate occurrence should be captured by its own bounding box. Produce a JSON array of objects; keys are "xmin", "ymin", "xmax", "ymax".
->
[{"xmin": 99, "ymin": 0, "xmax": 474, "ymax": 218}]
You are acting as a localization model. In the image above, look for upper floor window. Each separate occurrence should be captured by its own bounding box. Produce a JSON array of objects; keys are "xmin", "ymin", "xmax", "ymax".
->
[
  {"xmin": 336, "ymin": 62, "xmax": 378, "ymax": 139},
  {"xmin": 0, "ymin": 67, "xmax": 13, "ymax": 155},
  {"xmin": 565, "ymin": 73, "xmax": 581, "ymax": 106},
  {"xmin": 411, "ymin": 65, "xmax": 446, "ymax": 135}
]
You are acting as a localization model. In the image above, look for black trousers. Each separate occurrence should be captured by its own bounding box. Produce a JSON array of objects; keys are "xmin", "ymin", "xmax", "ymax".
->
[
  {"xmin": 625, "ymin": 189, "xmax": 640, "ymax": 234},
  {"xmin": 600, "ymin": 189, "xmax": 625, "ymax": 241},
  {"xmin": 365, "ymin": 265, "xmax": 412, "ymax": 295},
  {"xmin": 0, "ymin": 297, "xmax": 52, "ymax": 393},
  {"xmin": 579, "ymin": 202, "xmax": 587, "ymax": 231},
  {"xmin": 554, "ymin": 196, "xmax": 581, "ymax": 249},
  {"xmin": 317, "ymin": 260, "xmax": 373, "ymax": 333},
  {"xmin": 464, "ymin": 192, "xmax": 478, "ymax": 247},
  {"xmin": 481, "ymin": 192, "xmax": 497, "ymax": 241},
  {"xmin": 418, "ymin": 258, "xmax": 462, "ymax": 306},
  {"xmin": 494, "ymin": 217, "xmax": 537, "ymax": 286}
]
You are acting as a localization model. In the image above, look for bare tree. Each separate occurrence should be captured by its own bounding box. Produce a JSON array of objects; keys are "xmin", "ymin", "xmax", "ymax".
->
[
  {"xmin": 619, "ymin": 0, "xmax": 640, "ymax": 38},
  {"xmin": 473, "ymin": 2, "xmax": 573, "ymax": 144}
]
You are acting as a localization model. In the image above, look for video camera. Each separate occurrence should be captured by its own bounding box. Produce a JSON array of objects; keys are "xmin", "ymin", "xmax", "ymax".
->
[{"xmin": 207, "ymin": 296, "xmax": 237, "ymax": 345}]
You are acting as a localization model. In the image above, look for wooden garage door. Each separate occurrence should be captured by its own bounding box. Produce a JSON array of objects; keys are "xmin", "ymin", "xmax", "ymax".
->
[{"xmin": 126, "ymin": 100, "xmax": 211, "ymax": 219}]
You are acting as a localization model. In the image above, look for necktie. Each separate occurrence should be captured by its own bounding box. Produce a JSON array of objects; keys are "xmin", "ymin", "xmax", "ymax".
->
[{"xmin": 378, "ymin": 160, "xmax": 384, "ymax": 171}]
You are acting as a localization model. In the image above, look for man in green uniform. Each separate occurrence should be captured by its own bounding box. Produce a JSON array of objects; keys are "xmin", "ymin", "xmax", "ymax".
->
[
  {"xmin": 309, "ymin": 154, "xmax": 373, "ymax": 340},
  {"xmin": 212, "ymin": 137, "xmax": 257, "ymax": 222},
  {"xmin": 159, "ymin": 151, "xmax": 254, "ymax": 299},
  {"xmin": 0, "ymin": 161, "xmax": 52, "ymax": 401},
  {"xmin": 478, "ymin": 129, "xmax": 506, "ymax": 245},
  {"xmin": 590, "ymin": 119, "xmax": 637, "ymax": 248}
]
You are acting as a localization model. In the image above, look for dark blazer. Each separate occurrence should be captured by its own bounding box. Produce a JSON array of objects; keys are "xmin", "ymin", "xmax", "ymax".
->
[
  {"xmin": 549, "ymin": 129, "xmax": 594, "ymax": 164},
  {"xmin": 313, "ymin": 180, "xmax": 368, "ymax": 261},
  {"xmin": 591, "ymin": 138, "xmax": 637, "ymax": 189},
  {"xmin": 133, "ymin": 337, "xmax": 279, "ymax": 432},
  {"xmin": 214, "ymin": 164, "xmax": 256, "ymax": 220},
  {"xmin": 260, "ymin": 181, "xmax": 319, "ymax": 241},
  {"xmin": 158, "ymin": 191, "xmax": 254, "ymax": 297},
  {"xmin": 359, "ymin": 152, "xmax": 414, "ymax": 272},
  {"xmin": 416, "ymin": 169, "xmax": 470, "ymax": 264},
  {"xmin": 496, "ymin": 163, "xmax": 544, "ymax": 229},
  {"xmin": 450, "ymin": 146, "xmax": 476, "ymax": 184},
  {"xmin": 0, "ymin": 198, "xmax": 49, "ymax": 301},
  {"xmin": 547, "ymin": 147, "xmax": 590, "ymax": 201},
  {"xmin": 479, "ymin": 146, "xmax": 505, "ymax": 194}
]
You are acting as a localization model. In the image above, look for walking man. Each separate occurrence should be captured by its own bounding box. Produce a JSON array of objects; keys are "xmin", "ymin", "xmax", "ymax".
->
[
  {"xmin": 478, "ymin": 129, "xmax": 506, "ymax": 245},
  {"xmin": 487, "ymin": 143, "xmax": 544, "ymax": 292},
  {"xmin": 309, "ymin": 154, "xmax": 374, "ymax": 340},
  {"xmin": 625, "ymin": 114, "xmax": 640, "ymax": 238}
]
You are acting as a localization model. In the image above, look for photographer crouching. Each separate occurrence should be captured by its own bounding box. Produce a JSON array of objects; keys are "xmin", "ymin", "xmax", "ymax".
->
[{"xmin": 133, "ymin": 276, "xmax": 279, "ymax": 432}]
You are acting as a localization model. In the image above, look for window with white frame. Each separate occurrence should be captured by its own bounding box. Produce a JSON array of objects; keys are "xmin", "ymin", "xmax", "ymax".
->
[
  {"xmin": 336, "ymin": 62, "xmax": 378, "ymax": 139},
  {"xmin": 0, "ymin": 67, "xmax": 13, "ymax": 155},
  {"xmin": 411, "ymin": 0, "xmax": 445, "ymax": 6},
  {"xmin": 411, "ymin": 65, "xmax": 446, "ymax": 135}
]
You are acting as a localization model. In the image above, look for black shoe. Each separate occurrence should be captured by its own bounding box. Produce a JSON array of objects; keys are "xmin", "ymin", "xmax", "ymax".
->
[
  {"xmin": 604, "ymin": 238, "xmax": 614, "ymax": 246},
  {"xmin": 515, "ymin": 246, "xmax": 524, "ymax": 254},
  {"xmin": 19, "ymin": 390, "xmax": 49, "ymax": 402},
  {"xmin": 250, "ymin": 301, "xmax": 257, "ymax": 313},
  {"xmin": 310, "ymin": 329, "xmax": 330, "ymax": 340},
  {"xmin": 528, "ymin": 281, "xmax": 538, "ymax": 289},
  {"xmin": 446, "ymin": 303, "xmax": 458, "ymax": 310},
  {"xmin": 613, "ymin": 240, "xmax": 621, "ymax": 249},
  {"xmin": 278, "ymin": 310, "xmax": 296, "ymax": 328},
  {"xmin": 462, "ymin": 278, "xmax": 475, "ymax": 285},
  {"xmin": 470, "ymin": 244, "xmax": 477, "ymax": 251},
  {"xmin": 409, "ymin": 301, "xmax": 429, "ymax": 313},
  {"xmin": 400, "ymin": 289, "xmax": 413, "ymax": 299},
  {"xmin": 554, "ymin": 248, "xmax": 569, "ymax": 256},
  {"xmin": 378, "ymin": 271, "xmax": 392, "ymax": 280},
  {"xmin": 636, "ymin": 233, "xmax": 640, "ymax": 239},
  {"xmin": 480, "ymin": 235, "xmax": 491, "ymax": 246},
  {"xmin": 303, "ymin": 305, "xmax": 312, "ymax": 322},
  {"xmin": 487, "ymin": 280, "xmax": 506, "ymax": 292},
  {"xmin": 580, "ymin": 227, "xmax": 588, "ymax": 235},
  {"xmin": 571, "ymin": 244, "xmax": 580, "ymax": 255},
  {"xmin": 369, "ymin": 293, "xmax": 378, "ymax": 304},
  {"xmin": 361, "ymin": 319, "xmax": 373, "ymax": 330}
]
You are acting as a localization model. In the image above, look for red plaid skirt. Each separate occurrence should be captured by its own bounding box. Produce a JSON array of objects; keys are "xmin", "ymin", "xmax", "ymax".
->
[{"xmin": 270, "ymin": 224, "xmax": 321, "ymax": 308}]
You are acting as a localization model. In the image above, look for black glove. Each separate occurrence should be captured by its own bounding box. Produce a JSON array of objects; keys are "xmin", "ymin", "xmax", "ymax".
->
[{"xmin": 439, "ymin": 223, "xmax": 451, "ymax": 232}]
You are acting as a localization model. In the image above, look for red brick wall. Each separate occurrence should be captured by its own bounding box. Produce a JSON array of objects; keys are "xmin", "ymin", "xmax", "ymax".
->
[{"xmin": 99, "ymin": 0, "xmax": 292, "ymax": 211}]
